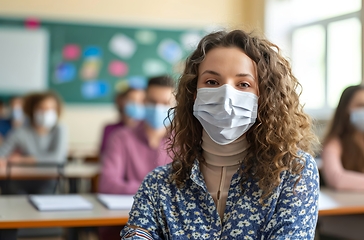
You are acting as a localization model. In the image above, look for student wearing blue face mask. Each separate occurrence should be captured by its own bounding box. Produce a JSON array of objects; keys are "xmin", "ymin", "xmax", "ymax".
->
[
  {"xmin": 322, "ymin": 85, "xmax": 364, "ymax": 191},
  {"xmin": 9, "ymin": 96, "xmax": 25, "ymax": 128},
  {"xmin": 99, "ymin": 88, "xmax": 146, "ymax": 155},
  {"xmin": 120, "ymin": 30, "xmax": 319, "ymax": 240},
  {"xmin": 98, "ymin": 76, "xmax": 175, "ymax": 240},
  {"xmin": 0, "ymin": 96, "xmax": 24, "ymax": 144}
]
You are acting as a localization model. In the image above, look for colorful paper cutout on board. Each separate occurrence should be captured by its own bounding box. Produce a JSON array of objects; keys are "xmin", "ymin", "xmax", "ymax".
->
[
  {"xmin": 25, "ymin": 18, "xmax": 40, "ymax": 29},
  {"xmin": 115, "ymin": 79, "xmax": 130, "ymax": 93},
  {"xmin": 80, "ymin": 59, "xmax": 102, "ymax": 80},
  {"xmin": 143, "ymin": 59, "xmax": 168, "ymax": 77},
  {"xmin": 180, "ymin": 32, "xmax": 201, "ymax": 51},
  {"xmin": 109, "ymin": 34, "xmax": 136, "ymax": 59},
  {"xmin": 84, "ymin": 46, "xmax": 102, "ymax": 58},
  {"xmin": 128, "ymin": 76, "xmax": 147, "ymax": 89},
  {"xmin": 81, "ymin": 80, "xmax": 110, "ymax": 99},
  {"xmin": 54, "ymin": 63, "xmax": 76, "ymax": 83},
  {"xmin": 157, "ymin": 39, "xmax": 183, "ymax": 64},
  {"xmin": 108, "ymin": 60, "xmax": 128, "ymax": 77},
  {"xmin": 135, "ymin": 30, "xmax": 157, "ymax": 45},
  {"xmin": 63, "ymin": 44, "xmax": 81, "ymax": 60}
]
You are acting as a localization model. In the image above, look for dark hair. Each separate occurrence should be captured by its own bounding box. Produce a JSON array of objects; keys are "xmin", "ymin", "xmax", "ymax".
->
[
  {"xmin": 168, "ymin": 30, "xmax": 318, "ymax": 200},
  {"xmin": 147, "ymin": 75, "xmax": 175, "ymax": 89},
  {"xmin": 23, "ymin": 91, "xmax": 63, "ymax": 126},
  {"xmin": 115, "ymin": 87, "xmax": 142, "ymax": 103},
  {"xmin": 324, "ymin": 85, "xmax": 364, "ymax": 172}
]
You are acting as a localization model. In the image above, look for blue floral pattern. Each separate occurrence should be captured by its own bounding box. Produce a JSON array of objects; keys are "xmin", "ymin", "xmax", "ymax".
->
[{"xmin": 121, "ymin": 152, "xmax": 319, "ymax": 239}]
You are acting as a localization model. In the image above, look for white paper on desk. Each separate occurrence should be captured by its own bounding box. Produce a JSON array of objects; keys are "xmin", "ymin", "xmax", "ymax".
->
[
  {"xmin": 29, "ymin": 195, "xmax": 93, "ymax": 211},
  {"xmin": 97, "ymin": 194, "xmax": 134, "ymax": 210}
]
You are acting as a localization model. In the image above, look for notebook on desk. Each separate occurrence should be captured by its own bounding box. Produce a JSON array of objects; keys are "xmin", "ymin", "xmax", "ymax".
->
[
  {"xmin": 97, "ymin": 194, "xmax": 134, "ymax": 210},
  {"xmin": 28, "ymin": 195, "xmax": 93, "ymax": 211}
]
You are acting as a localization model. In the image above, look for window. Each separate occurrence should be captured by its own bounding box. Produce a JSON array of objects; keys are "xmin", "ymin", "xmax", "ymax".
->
[{"xmin": 265, "ymin": 0, "xmax": 362, "ymax": 119}]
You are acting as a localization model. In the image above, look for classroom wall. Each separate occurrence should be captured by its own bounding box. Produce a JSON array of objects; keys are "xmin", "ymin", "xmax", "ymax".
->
[{"xmin": 0, "ymin": 0, "xmax": 265, "ymax": 155}]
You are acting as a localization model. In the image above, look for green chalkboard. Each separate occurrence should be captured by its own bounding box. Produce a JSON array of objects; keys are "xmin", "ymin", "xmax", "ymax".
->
[{"xmin": 0, "ymin": 18, "xmax": 203, "ymax": 103}]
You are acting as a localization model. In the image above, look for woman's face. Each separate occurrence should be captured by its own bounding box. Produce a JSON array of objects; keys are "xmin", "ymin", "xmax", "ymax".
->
[
  {"xmin": 197, "ymin": 47, "xmax": 259, "ymax": 96},
  {"xmin": 34, "ymin": 97, "xmax": 58, "ymax": 129},
  {"xmin": 36, "ymin": 97, "xmax": 58, "ymax": 113},
  {"xmin": 349, "ymin": 89, "xmax": 364, "ymax": 112}
]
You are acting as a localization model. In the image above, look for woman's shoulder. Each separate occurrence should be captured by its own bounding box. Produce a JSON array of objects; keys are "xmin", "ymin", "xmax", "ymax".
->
[
  {"xmin": 322, "ymin": 137, "xmax": 342, "ymax": 153},
  {"xmin": 284, "ymin": 151, "xmax": 319, "ymax": 182},
  {"xmin": 50, "ymin": 123, "xmax": 67, "ymax": 135},
  {"xmin": 11, "ymin": 125, "xmax": 32, "ymax": 136},
  {"xmin": 139, "ymin": 163, "xmax": 174, "ymax": 191}
]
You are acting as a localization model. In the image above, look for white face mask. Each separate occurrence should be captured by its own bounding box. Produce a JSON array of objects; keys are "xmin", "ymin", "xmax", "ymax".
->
[
  {"xmin": 35, "ymin": 109, "xmax": 58, "ymax": 129},
  {"xmin": 193, "ymin": 84, "xmax": 258, "ymax": 145},
  {"xmin": 11, "ymin": 107, "xmax": 24, "ymax": 122},
  {"xmin": 350, "ymin": 108, "xmax": 364, "ymax": 131}
]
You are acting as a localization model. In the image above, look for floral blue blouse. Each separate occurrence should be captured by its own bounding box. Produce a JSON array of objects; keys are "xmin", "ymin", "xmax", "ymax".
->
[{"xmin": 121, "ymin": 152, "xmax": 319, "ymax": 240}]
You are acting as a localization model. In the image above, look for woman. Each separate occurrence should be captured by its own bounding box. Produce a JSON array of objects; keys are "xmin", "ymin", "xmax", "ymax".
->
[
  {"xmin": 0, "ymin": 91, "xmax": 67, "ymax": 194},
  {"xmin": 121, "ymin": 30, "xmax": 319, "ymax": 239},
  {"xmin": 322, "ymin": 85, "xmax": 364, "ymax": 191}
]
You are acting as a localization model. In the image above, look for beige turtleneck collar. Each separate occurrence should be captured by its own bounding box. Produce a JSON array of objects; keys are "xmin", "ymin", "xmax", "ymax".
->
[
  {"xmin": 201, "ymin": 129, "xmax": 249, "ymax": 167},
  {"xmin": 200, "ymin": 129, "xmax": 249, "ymax": 221}
]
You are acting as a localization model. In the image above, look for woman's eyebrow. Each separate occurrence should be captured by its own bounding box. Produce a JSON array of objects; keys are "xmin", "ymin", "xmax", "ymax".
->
[
  {"xmin": 236, "ymin": 73, "xmax": 256, "ymax": 80},
  {"xmin": 200, "ymin": 70, "xmax": 221, "ymax": 76}
]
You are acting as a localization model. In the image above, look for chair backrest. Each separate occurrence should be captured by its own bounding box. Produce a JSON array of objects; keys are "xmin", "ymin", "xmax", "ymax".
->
[{"xmin": 4, "ymin": 162, "xmax": 65, "ymax": 194}]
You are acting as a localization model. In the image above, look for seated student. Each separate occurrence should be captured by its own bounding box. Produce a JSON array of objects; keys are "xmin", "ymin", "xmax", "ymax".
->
[
  {"xmin": 322, "ymin": 85, "xmax": 364, "ymax": 190},
  {"xmin": 0, "ymin": 99, "xmax": 10, "ymax": 144},
  {"xmin": 121, "ymin": 30, "xmax": 319, "ymax": 239},
  {"xmin": 99, "ymin": 76, "xmax": 174, "ymax": 194},
  {"xmin": 0, "ymin": 91, "xmax": 67, "ymax": 194},
  {"xmin": 99, "ymin": 87, "xmax": 146, "ymax": 155},
  {"xmin": 98, "ymin": 76, "xmax": 175, "ymax": 240},
  {"xmin": 9, "ymin": 95, "xmax": 25, "ymax": 128},
  {"xmin": 0, "ymin": 96, "xmax": 24, "ymax": 143}
]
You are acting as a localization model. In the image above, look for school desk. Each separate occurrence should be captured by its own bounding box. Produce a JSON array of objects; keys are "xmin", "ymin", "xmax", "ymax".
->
[
  {"xmin": 0, "ymin": 162, "xmax": 100, "ymax": 194},
  {"xmin": 0, "ymin": 194, "xmax": 130, "ymax": 240},
  {"xmin": 0, "ymin": 162, "xmax": 100, "ymax": 180},
  {"xmin": 318, "ymin": 188, "xmax": 364, "ymax": 239},
  {"xmin": 0, "ymin": 194, "xmax": 129, "ymax": 229},
  {"xmin": 2, "ymin": 188, "xmax": 362, "ymax": 227},
  {"xmin": 319, "ymin": 187, "xmax": 364, "ymax": 216}
]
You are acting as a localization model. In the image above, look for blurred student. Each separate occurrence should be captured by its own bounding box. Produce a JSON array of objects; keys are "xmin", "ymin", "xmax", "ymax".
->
[
  {"xmin": 0, "ymin": 99, "xmax": 10, "ymax": 145},
  {"xmin": 322, "ymin": 85, "xmax": 364, "ymax": 190},
  {"xmin": 0, "ymin": 96, "xmax": 24, "ymax": 143},
  {"xmin": 9, "ymin": 95, "xmax": 24, "ymax": 128},
  {"xmin": 98, "ymin": 76, "xmax": 174, "ymax": 240},
  {"xmin": 0, "ymin": 91, "xmax": 67, "ymax": 194},
  {"xmin": 99, "ymin": 88, "xmax": 146, "ymax": 155}
]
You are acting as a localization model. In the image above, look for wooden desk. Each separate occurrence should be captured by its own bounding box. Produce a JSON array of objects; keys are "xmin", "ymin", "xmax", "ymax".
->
[
  {"xmin": 0, "ymin": 162, "xmax": 100, "ymax": 180},
  {"xmin": 319, "ymin": 188, "xmax": 364, "ymax": 216},
  {"xmin": 0, "ymin": 195, "xmax": 129, "ymax": 229}
]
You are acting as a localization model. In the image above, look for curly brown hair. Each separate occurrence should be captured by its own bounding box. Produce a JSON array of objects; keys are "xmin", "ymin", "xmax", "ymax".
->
[{"xmin": 168, "ymin": 30, "xmax": 318, "ymax": 200}]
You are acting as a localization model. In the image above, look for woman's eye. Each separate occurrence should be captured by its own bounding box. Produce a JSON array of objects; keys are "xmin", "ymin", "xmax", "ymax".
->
[
  {"xmin": 239, "ymin": 82, "xmax": 250, "ymax": 88},
  {"xmin": 206, "ymin": 80, "xmax": 219, "ymax": 85}
]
